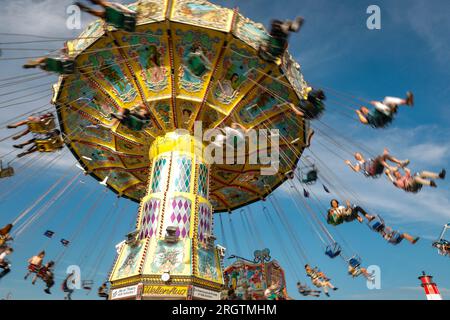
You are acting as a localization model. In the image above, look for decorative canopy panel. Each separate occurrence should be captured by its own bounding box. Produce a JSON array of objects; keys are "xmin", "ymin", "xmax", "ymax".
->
[{"xmin": 54, "ymin": 0, "xmax": 309, "ymax": 212}]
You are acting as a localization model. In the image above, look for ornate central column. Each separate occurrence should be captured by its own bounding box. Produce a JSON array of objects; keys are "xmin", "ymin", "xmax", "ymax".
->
[{"xmin": 109, "ymin": 132, "xmax": 224, "ymax": 300}]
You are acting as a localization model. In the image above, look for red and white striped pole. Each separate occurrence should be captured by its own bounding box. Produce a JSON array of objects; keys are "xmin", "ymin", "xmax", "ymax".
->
[{"xmin": 418, "ymin": 271, "xmax": 442, "ymax": 300}]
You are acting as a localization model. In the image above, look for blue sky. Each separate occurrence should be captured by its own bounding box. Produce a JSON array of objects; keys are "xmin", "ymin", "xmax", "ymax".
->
[{"xmin": 0, "ymin": 0, "xmax": 449, "ymax": 300}]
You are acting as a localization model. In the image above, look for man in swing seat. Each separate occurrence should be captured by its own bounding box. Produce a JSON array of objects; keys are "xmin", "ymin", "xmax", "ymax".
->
[
  {"xmin": 75, "ymin": 0, "xmax": 137, "ymax": 32},
  {"xmin": 356, "ymin": 92, "xmax": 413, "ymax": 129}
]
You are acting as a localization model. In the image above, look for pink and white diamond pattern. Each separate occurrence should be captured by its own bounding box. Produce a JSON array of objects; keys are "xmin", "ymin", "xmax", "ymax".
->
[
  {"xmin": 197, "ymin": 203, "xmax": 212, "ymax": 244},
  {"xmin": 167, "ymin": 197, "xmax": 192, "ymax": 238},
  {"xmin": 139, "ymin": 198, "xmax": 161, "ymax": 240}
]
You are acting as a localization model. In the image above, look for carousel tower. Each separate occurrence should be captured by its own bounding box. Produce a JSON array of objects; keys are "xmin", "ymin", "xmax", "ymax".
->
[{"xmin": 418, "ymin": 271, "xmax": 442, "ymax": 300}]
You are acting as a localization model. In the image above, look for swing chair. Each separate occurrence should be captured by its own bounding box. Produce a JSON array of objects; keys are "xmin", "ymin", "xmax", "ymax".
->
[
  {"xmin": 298, "ymin": 157, "xmax": 318, "ymax": 185},
  {"xmin": 325, "ymin": 242, "xmax": 342, "ymax": 259},
  {"xmin": 348, "ymin": 255, "xmax": 362, "ymax": 268},
  {"xmin": 432, "ymin": 223, "xmax": 450, "ymax": 257},
  {"xmin": 367, "ymin": 215, "xmax": 385, "ymax": 232},
  {"xmin": 82, "ymin": 280, "xmax": 94, "ymax": 291},
  {"xmin": 35, "ymin": 136, "xmax": 64, "ymax": 153},
  {"xmin": 0, "ymin": 161, "xmax": 14, "ymax": 179}
]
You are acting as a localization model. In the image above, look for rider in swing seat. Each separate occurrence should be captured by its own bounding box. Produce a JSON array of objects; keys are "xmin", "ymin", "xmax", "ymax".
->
[
  {"xmin": 356, "ymin": 92, "xmax": 414, "ymax": 129},
  {"xmin": 259, "ymin": 17, "xmax": 304, "ymax": 64},
  {"xmin": 23, "ymin": 57, "xmax": 75, "ymax": 74},
  {"xmin": 290, "ymin": 88, "xmax": 326, "ymax": 120},
  {"xmin": 0, "ymin": 247, "xmax": 13, "ymax": 280},
  {"xmin": 110, "ymin": 106, "xmax": 151, "ymax": 131},
  {"xmin": 25, "ymin": 251, "xmax": 45, "ymax": 281}
]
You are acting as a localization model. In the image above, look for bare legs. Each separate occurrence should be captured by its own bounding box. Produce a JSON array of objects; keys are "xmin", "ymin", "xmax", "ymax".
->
[
  {"xmin": 352, "ymin": 206, "xmax": 375, "ymax": 222},
  {"xmin": 17, "ymin": 145, "xmax": 38, "ymax": 158},
  {"xmin": 356, "ymin": 106, "xmax": 370, "ymax": 124},
  {"xmin": 23, "ymin": 57, "xmax": 47, "ymax": 69},
  {"xmin": 413, "ymin": 170, "xmax": 446, "ymax": 187},
  {"xmin": 7, "ymin": 119, "xmax": 29, "ymax": 129},
  {"xmin": 12, "ymin": 129, "xmax": 30, "ymax": 140},
  {"xmin": 379, "ymin": 148, "xmax": 409, "ymax": 171},
  {"xmin": 13, "ymin": 139, "xmax": 35, "ymax": 149},
  {"xmin": 401, "ymin": 232, "xmax": 419, "ymax": 244}
]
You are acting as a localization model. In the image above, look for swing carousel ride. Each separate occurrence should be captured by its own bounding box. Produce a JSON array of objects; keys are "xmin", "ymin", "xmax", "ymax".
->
[{"xmin": 0, "ymin": 0, "xmax": 448, "ymax": 301}]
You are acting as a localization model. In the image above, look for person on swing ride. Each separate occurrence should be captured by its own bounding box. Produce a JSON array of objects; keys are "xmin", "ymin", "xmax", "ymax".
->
[
  {"xmin": 25, "ymin": 251, "xmax": 45, "ymax": 281},
  {"xmin": 385, "ymin": 167, "xmax": 446, "ymax": 193},
  {"xmin": 345, "ymin": 148, "xmax": 409, "ymax": 178},
  {"xmin": 259, "ymin": 17, "xmax": 304, "ymax": 64},
  {"xmin": 382, "ymin": 226, "xmax": 420, "ymax": 246},
  {"xmin": 347, "ymin": 263, "xmax": 373, "ymax": 281},
  {"xmin": 13, "ymin": 129, "xmax": 63, "ymax": 158},
  {"xmin": 433, "ymin": 240, "xmax": 450, "ymax": 257},
  {"xmin": 98, "ymin": 282, "xmax": 109, "ymax": 299},
  {"xmin": 304, "ymin": 264, "xmax": 337, "ymax": 297},
  {"xmin": 327, "ymin": 199, "xmax": 375, "ymax": 226},
  {"xmin": 0, "ymin": 224, "xmax": 14, "ymax": 247},
  {"xmin": 0, "ymin": 247, "xmax": 13, "ymax": 280},
  {"xmin": 75, "ymin": 0, "xmax": 137, "ymax": 31},
  {"xmin": 296, "ymin": 281, "xmax": 321, "ymax": 297},
  {"xmin": 356, "ymin": 91, "xmax": 414, "ymax": 129},
  {"xmin": 23, "ymin": 46, "xmax": 74, "ymax": 75},
  {"xmin": 7, "ymin": 113, "xmax": 54, "ymax": 140},
  {"xmin": 62, "ymin": 271, "xmax": 76, "ymax": 300},
  {"xmin": 108, "ymin": 105, "xmax": 151, "ymax": 131},
  {"xmin": 36, "ymin": 261, "xmax": 55, "ymax": 294},
  {"xmin": 289, "ymin": 87, "xmax": 326, "ymax": 120},
  {"xmin": 369, "ymin": 217, "xmax": 420, "ymax": 245}
]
